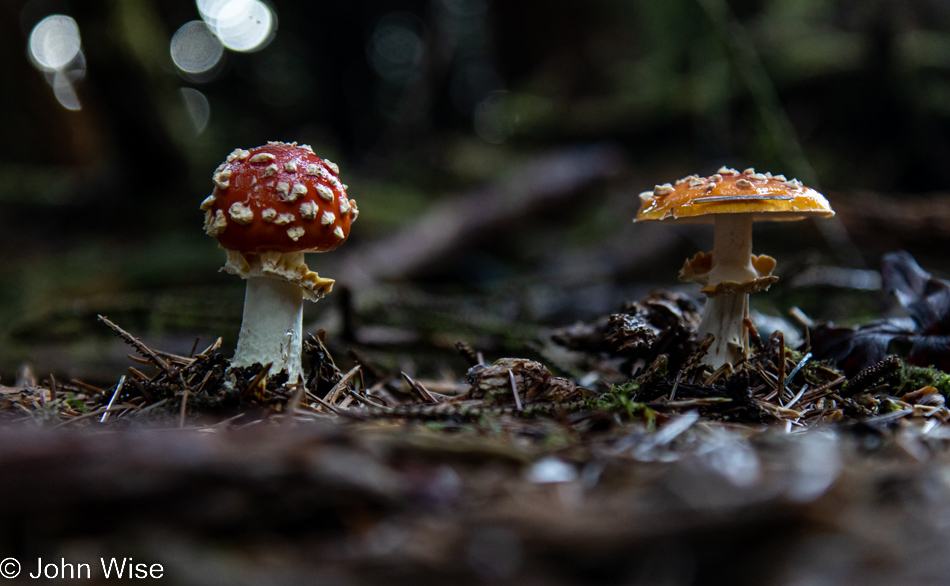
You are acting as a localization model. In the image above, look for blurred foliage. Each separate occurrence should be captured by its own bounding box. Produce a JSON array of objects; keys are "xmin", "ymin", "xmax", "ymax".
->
[{"xmin": 3, "ymin": 0, "xmax": 950, "ymax": 377}]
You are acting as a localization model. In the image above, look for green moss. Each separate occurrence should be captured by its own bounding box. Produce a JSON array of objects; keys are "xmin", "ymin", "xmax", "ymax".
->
[
  {"xmin": 897, "ymin": 365, "xmax": 950, "ymax": 396},
  {"xmin": 877, "ymin": 398, "xmax": 902, "ymax": 414},
  {"xmin": 592, "ymin": 381, "xmax": 655, "ymax": 426},
  {"xmin": 65, "ymin": 394, "xmax": 87, "ymax": 413}
]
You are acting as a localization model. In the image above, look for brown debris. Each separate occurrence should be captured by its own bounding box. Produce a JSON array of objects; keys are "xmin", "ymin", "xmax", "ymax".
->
[
  {"xmin": 842, "ymin": 356, "xmax": 903, "ymax": 397},
  {"xmin": 468, "ymin": 358, "xmax": 579, "ymax": 406},
  {"xmin": 553, "ymin": 290, "xmax": 701, "ymax": 372},
  {"xmin": 605, "ymin": 313, "xmax": 659, "ymax": 353},
  {"xmin": 4, "ymin": 287, "xmax": 948, "ymax": 437}
]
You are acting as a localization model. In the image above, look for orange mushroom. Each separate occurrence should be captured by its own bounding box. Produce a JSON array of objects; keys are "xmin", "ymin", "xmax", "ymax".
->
[
  {"xmin": 201, "ymin": 141, "xmax": 358, "ymax": 380},
  {"xmin": 635, "ymin": 167, "xmax": 834, "ymax": 368}
]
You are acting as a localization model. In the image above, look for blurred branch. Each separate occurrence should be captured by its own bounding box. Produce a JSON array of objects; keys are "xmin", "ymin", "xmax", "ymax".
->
[{"xmin": 341, "ymin": 144, "xmax": 624, "ymax": 286}]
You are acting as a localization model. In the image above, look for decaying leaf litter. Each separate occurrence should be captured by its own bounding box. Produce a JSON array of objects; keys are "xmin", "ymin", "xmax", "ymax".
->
[
  {"xmin": 5, "ymin": 254, "xmax": 950, "ymax": 584},
  {"xmin": 4, "ymin": 251, "xmax": 950, "ymax": 444}
]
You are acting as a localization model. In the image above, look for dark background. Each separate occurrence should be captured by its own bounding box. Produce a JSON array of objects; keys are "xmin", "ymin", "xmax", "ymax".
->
[{"xmin": 3, "ymin": 0, "xmax": 950, "ymax": 381}]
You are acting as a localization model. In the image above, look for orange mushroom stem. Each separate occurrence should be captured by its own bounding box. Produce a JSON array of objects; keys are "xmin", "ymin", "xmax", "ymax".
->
[{"xmin": 635, "ymin": 167, "xmax": 834, "ymax": 368}]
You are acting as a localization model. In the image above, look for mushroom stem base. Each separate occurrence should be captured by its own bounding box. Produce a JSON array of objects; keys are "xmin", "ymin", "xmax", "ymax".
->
[
  {"xmin": 232, "ymin": 277, "xmax": 304, "ymax": 382},
  {"xmin": 698, "ymin": 293, "xmax": 748, "ymax": 368},
  {"xmin": 696, "ymin": 214, "xmax": 756, "ymax": 368}
]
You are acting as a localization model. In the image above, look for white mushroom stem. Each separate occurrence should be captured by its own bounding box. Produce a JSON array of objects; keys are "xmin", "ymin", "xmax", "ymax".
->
[
  {"xmin": 698, "ymin": 293, "xmax": 748, "ymax": 368},
  {"xmin": 232, "ymin": 273, "xmax": 305, "ymax": 382},
  {"xmin": 698, "ymin": 214, "xmax": 757, "ymax": 367},
  {"xmin": 221, "ymin": 249, "xmax": 335, "ymax": 383}
]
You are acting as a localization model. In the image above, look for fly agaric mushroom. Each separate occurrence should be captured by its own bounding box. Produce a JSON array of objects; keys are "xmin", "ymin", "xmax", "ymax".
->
[
  {"xmin": 635, "ymin": 167, "xmax": 833, "ymax": 368},
  {"xmin": 201, "ymin": 141, "xmax": 358, "ymax": 381}
]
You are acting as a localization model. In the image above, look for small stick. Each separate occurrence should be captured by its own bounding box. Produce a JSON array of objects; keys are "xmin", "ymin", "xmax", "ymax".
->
[
  {"xmin": 151, "ymin": 349, "xmax": 194, "ymax": 365},
  {"xmin": 100, "ymin": 376, "xmax": 126, "ymax": 423},
  {"xmin": 98, "ymin": 315, "xmax": 175, "ymax": 378},
  {"xmin": 285, "ymin": 376, "xmax": 306, "ymax": 420},
  {"xmin": 788, "ymin": 306, "xmax": 814, "ymax": 329},
  {"xmin": 745, "ymin": 318, "xmax": 762, "ymax": 350},
  {"xmin": 455, "ymin": 341, "xmax": 480, "ymax": 367},
  {"xmin": 194, "ymin": 370, "xmax": 214, "ymax": 394},
  {"xmin": 195, "ymin": 338, "xmax": 222, "ymax": 358},
  {"xmin": 749, "ymin": 383, "xmax": 768, "ymax": 396},
  {"xmin": 241, "ymin": 363, "xmax": 272, "ymax": 400},
  {"xmin": 51, "ymin": 405, "xmax": 128, "ymax": 429},
  {"xmin": 179, "ymin": 390, "xmax": 189, "ymax": 428},
  {"xmin": 863, "ymin": 408, "xmax": 915, "ymax": 424},
  {"xmin": 70, "ymin": 379, "xmax": 106, "ymax": 395},
  {"xmin": 188, "ymin": 337, "xmax": 201, "ymax": 358},
  {"xmin": 312, "ymin": 395, "xmax": 367, "ymax": 420},
  {"xmin": 211, "ymin": 413, "xmax": 246, "ymax": 427},
  {"xmin": 508, "ymin": 370, "xmax": 523, "ymax": 411},
  {"xmin": 704, "ymin": 362, "xmax": 733, "ymax": 385},
  {"xmin": 754, "ymin": 400, "xmax": 803, "ymax": 420},
  {"xmin": 756, "ymin": 366, "xmax": 779, "ymax": 390},
  {"xmin": 127, "ymin": 366, "xmax": 150, "ymax": 380},
  {"xmin": 311, "ymin": 394, "xmax": 346, "ymax": 415},
  {"xmin": 402, "ymin": 372, "xmax": 437, "ymax": 403},
  {"xmin": 799, "ymin": 376, "xmax": 847, "ymax": 402},
  {"xmin": 659, "ymin": 397, "xmax": 733, "ymax": 408},
  {"xmin": 49, "ymin": 374, "xmax": 57, "ymax": 403},
  {"xmin": 346, "ymin": 388, "xmax": 387, "ymax": 407},
  {"xmin": 132, "ymin": 398, "xmax": 168, "ymax": 418},
  {"xmin": 323, "ymin": 365, "xmax": 362, "ymax": 406},
  {"xmin": 114, "ymin": 402, "xmax": 143, "ymax": 419},
  {"xmin": 784, "ymin": 384, "xmax": 809, "ymax": 409},
  {"xmin": 669, "ymin": 370, "xmax": 683, "ymax": 401},
  {"xmin": 786, "ymin": 352, "xmax": 811, "ymax": 385},
  {"xmin": 775, "ymin": 331, "xmax": 787, "ymax": 403}
]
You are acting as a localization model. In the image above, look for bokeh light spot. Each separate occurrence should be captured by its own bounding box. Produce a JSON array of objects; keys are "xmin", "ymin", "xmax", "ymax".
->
[
  {"xmin": 369, "ymin": 13, "xmax": 426, "ymax": 84},
  {"xmin": 474, "ymin": 91, "xmax": 514, "ymax": 144},
  {"xmin": 180, "ymin": 87, "xmax": 211, "ymax": 134},
  {"xmin": 171, "ymin": 21, "xmax": 224, "ymax": 74},
  {"xmin": 198, "ymin": 0, "xmax": 276, "ymax": 53},
  {"xmin": 28, "ymin": 14, "xmax": 81, "ymax": 71},
  {"xmin": 52, "ymin": 71, "xmax": 81, "ymax": 111}
]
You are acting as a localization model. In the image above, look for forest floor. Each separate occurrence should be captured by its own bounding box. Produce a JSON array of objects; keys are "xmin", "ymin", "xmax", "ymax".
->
[{"xmin": 3, "ymin": 265, "xmax": 950, "ymax": 585}]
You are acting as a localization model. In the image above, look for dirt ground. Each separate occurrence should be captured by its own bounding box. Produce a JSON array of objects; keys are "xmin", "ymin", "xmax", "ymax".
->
[{"xmin": 1, "ymin": 415, "xmax": 949, "ymax": 586}]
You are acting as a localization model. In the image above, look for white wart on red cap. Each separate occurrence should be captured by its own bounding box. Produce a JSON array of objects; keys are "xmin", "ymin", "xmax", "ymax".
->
[
  {"xmin": 201, "ymin": 141, "xmax": 358, "ymax": 253},
  {"xmin": 200, "ymin": 141, "xmax": 359, "ymax": 299}
]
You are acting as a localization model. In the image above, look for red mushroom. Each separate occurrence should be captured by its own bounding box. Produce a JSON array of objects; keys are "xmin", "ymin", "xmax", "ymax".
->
[{"xmin": 201, "ymin": 141, "xmax": 358, "ymax": 381}]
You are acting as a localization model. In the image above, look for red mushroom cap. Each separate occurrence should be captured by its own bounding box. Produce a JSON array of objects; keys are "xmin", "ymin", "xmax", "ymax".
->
[{"xmin": 201, "ymin": 142, "xmax": 358, "ymax": 254}]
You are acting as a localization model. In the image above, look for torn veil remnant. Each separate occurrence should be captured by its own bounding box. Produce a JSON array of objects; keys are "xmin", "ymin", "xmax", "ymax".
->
[
  {"xmin": 202, "ymin": 141, "xmax": 358, "ymax": 381},
  {"xmin": 635, "ymin": 167, "xmax": 834, "ymax": 368}
]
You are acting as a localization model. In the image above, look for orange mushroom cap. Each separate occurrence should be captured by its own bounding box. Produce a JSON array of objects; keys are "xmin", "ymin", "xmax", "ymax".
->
[
  {"xmin": 201, "ymin": 142, "xmax": 358, "ymax": 254},
  {"xmin": 635, "ymin": 167, "xmax": 834, "ymax": 223}
]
